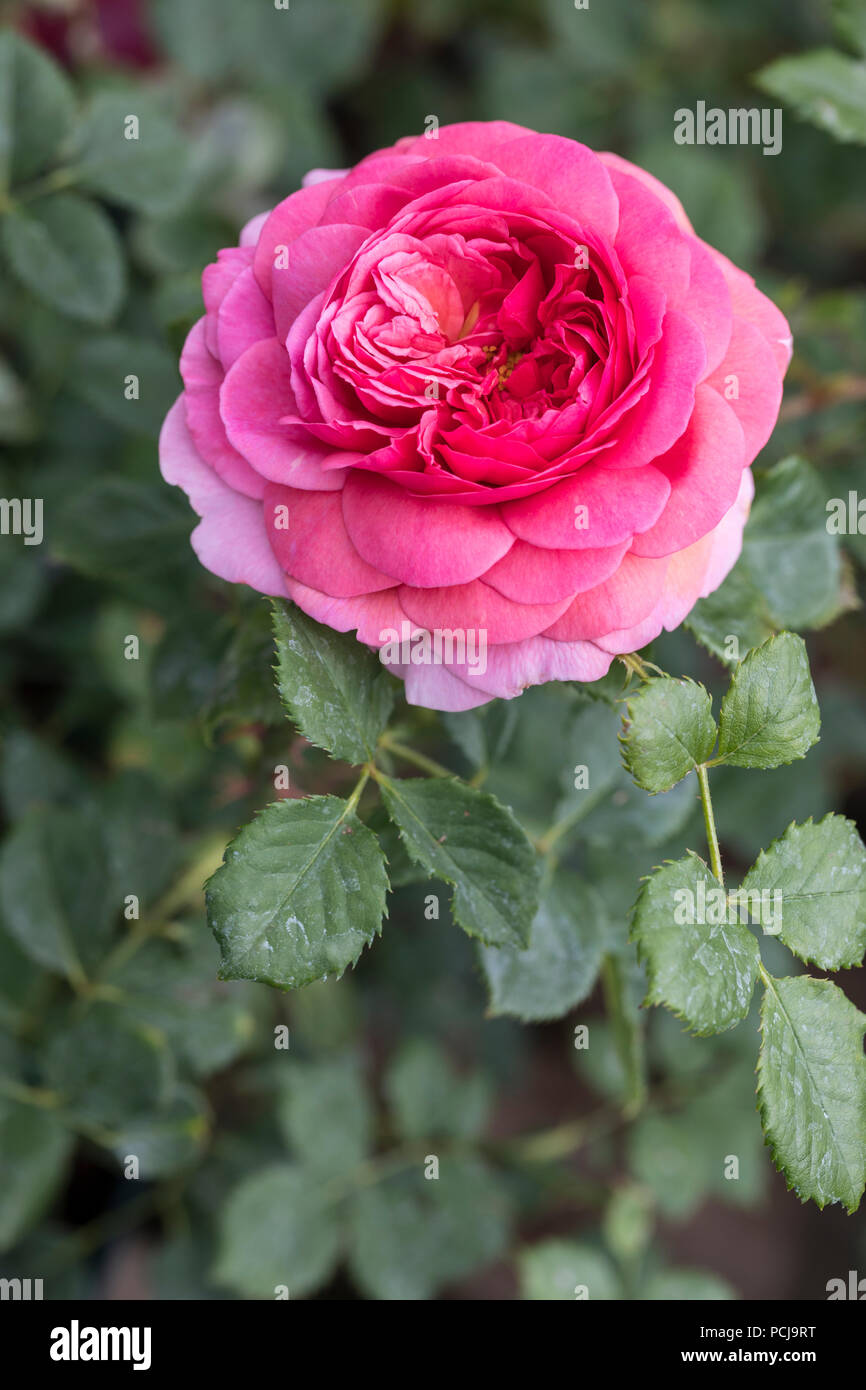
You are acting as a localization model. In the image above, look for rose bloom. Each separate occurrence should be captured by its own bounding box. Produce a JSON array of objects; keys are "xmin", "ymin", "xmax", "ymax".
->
[{"xmin": 160, "ymin": 122, "xmax": 791, "ymax": 710}]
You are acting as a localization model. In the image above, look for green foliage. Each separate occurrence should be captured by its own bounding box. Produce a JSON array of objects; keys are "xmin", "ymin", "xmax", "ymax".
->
[
  {"xmin": 741, "ymin": 816, "xmax": 866, "ymax": 970},
  {"xmin": 0, "ymin": 1101, "xmax": 72, "ymax": 1252},
  {"xmin": 0, "ymin": 806, "xmax": 116, "ymax": 986},
  {"xmin": 621, "ymin": 677, "xmax": 717, "ymax": 793},
  {"xmin": 479, "ymin": 870, "xmax": 606, "ymax": 1021},
  {"xmin": 0, "ymin": 33, "xmax": 75, "ymax": 188},
  {"xmin": 717, "ymin": 633, "xmax": 821, "ymax": 769},
  {"xmin": 759, "ymin": 976, "xmax": 866, "ymax": 1212},
  {"xmin": 107, "ymin": 1086, "xmax": 209, "ymax": 1179},
  {"xmin": 384, "ymin": 1040, "xmax": 491, "ymax": 1141},
  {"xmin": 632, "ymin": 854, "xmax": 760, "ymax": 1034},
  {"xmin": 628, "ymin": 1062, "xmax": 766, "ymax": 1217},
  {"xmin": 277, "ymin": 1054, "xmax": 372, "ymax": 1178},
  {"xmin": 72, "ymin": 92, "xmax": 192, "ymax": 216},
  {"xmin": 623, "ymin": 636, "xmax": 866, "ymax": 1213},
  {"xmin": 1, "ymin": 195, "xmax": 126, "ymax": 323},
  {"xmin": 348, "ymin": 1157, "xmax": 511, "ymax": 1301},
  {"xmin": 756, "ymin": 49, "xmax": 866, "ymax": 144},
  {"xmin": 378, "ymin": 775, "xmax": 540, "ymax": 949},
  {"xmin": 686, "ymin": 457, "xmax": 847, "ymax": 661},
  {"xmin": 215, "ymin": 1164, "xmax": 342, "ymax": 1298},
  {"xmin": 1, "ymin": 4, "xmax": 865, "ymax": 1303},
  {"xmin": 518, "ymin": 1239, "xmax": 620, "ymax": 1300},
  {"xmin": 70, "ymin": 335, "xmax": 180, "ymax": 437},
  {"xmin": 207, "ymin": 797, "xmax": 389, "ymax": 989},
  {"xmin": 44, "ymin": 1004, "xmax": 174, "ymax": 1130},
  {"xmin": 644, "ymin": 1269, "xmax": 736, "ymax": 1301},
  {"xmin": 271, "ymin": 599, "xmax": 394, "ymax": 765},
  {"xmin": 51, "ymin": 476, "xmax": 196, "ymax": 608}
]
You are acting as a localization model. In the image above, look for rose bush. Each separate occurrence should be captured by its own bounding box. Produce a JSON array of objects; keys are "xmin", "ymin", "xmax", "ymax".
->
[{"xmin": 160, "ymin": 121, "xmax": 792, "ymax": 710}]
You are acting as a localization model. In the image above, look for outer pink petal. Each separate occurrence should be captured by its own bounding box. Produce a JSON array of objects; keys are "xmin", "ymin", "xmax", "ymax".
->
[
  {"xmin": 630, "ymin": 385, "xmax": 746, "ymax": 558},
  {"xmin": 483, "ymin": 538, "xmax": 630, "ymax": 604},
  {"xmin": 180, "ymin": 319, "xmax": 267, "ymax": 499},
  {"xmin": 397, "ymin": 120, "xmax": 533, "ymax": 161},
  {"xmin": 491, "ymin": 133, "xmax": 619, "ymax": 242},
  {"xmin": 264, "ymin": 484, "xmax": 397, "ymax": 598},
  {"xmin": 704, "ymin": 318, "xmax": 783, "ymax": 463},
  {"xmin": 598, "ymin": 152, "xmax": 693, "ymax": 233},
  {"xmin": 596, "ymin": 470, "xmax": 754, "ymax": 654},
  {"xmin": 159, "ymin": 397, "xmax": 286, "ymax": 596},
  {"xmin": 202, "ymin": 247, "xmax": 253, "ymax": 357},
  {"xmin": 252, "ymin": 179, "xmax": 346, "ymax": 298},
  {"xmin": 697, "ymin": 466, "xmax": 754, "ymax": 599},
  {"xmin": 272, "ymin": 223, "xmax": 370, "ymax": 342},
  {"xmin": 681, "ymin": 239, "xmax": 732, "ymax": 378},
  {"xmin": 501, "ymin": 461, "xmax": 670, "ymax": 550},
  {"xmin": 401, "ymin": 663, "xmax": 494, "ymax": 712},
  {"xmin": 341, "ymin": 472, "xmax": 514, "ymax": 587},
  {"xmin": 302, "ymin": 167, "xmax": 349, "ymax": 187},
  {"xmin": 707, "ymin": 246, "xmax": 793, "ymax": 375},
  {"xmin": 283, "ymin": 576, "xmax": 409, "ymax": 645},
  {"xmin": 444, "ymin": 635, "xmax": 614, "ymax": 701},
  {"xmin": 220, "ymin": 338, "xmax": 345, "ymax": 490},
  {"xmin": 240, "ymin": 210, "xmax": 270, "ymax": 247},
  {"xmin": 216, "ymin": 266, "xmax": 275, "ymax": 370},
  {"xmin": 399, "ymin": 578, "xmax": 571, "ymax": 643},
  {"xmin": 605, "ymin": 167, "xmax": 691, "ymax": 303},
  {"xmin": 543, "ymin": 552, "xmax": 670, "ymax": 641},
  {"xmin": 600, "ymin": 310, "xmax": 707, "ymax": 469},
  {"xmin": 593, "ymin": 608, "xmax": 668, "ymax": 656}
]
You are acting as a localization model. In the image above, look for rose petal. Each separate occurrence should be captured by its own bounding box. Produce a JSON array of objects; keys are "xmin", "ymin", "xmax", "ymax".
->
[
  {"xmin": 264, "ymin": 483, "xmax": 397, "ymax": 597},
  {"xmin": 217, "ymin": 265, "xmax": 274, "ymax": 370},
  {"xmin": 252, "ymin": 179, "xmax": 345, "ymax": 297},
  {"xmin": 221, "ymin": 338, "xmax": 347, "ymax": 489},
  {"xmin": 543, "ymin": 552, "xmax": 670, "ymax": 641},
  {"xmin": 399, "ymin": 577, "xmax": 571, "ymax": 643},
  {"xmin": 283, "ymin": 575, "xmax": 409, "ymax": 645},
  {"xmin": 484, "ymin": 537, "xmax": 629, "ymax": 604},
  {"xmin": 631, "ymin": 384, "xmax": 746, "ymax": 557},
  {"xmin": 502, "ymin": 461, "xmax": 670, "ymax": 550},
  {"xmin": 705, "ymin": 318, "xmax": 783, "ymax": 462},
  {"xmin": 341, "ymin": 471, "xmax": 514, "ymax": 586},
  {"xmin": 159, "ymin": 397, "xmax": 286, "ymax": 595},
  {"xmin": 492, "ymin": 133, "xmax": 620, "ymax": 242},
  {"xmin": 180, "ymin": 319, "xmax": 267, "ymax": 499}
]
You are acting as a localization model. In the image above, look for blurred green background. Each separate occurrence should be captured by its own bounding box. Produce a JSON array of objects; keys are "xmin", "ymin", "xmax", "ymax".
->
[{"xmin": 0, "ymin": 0, "xmax": 864, "ymax": 1300}]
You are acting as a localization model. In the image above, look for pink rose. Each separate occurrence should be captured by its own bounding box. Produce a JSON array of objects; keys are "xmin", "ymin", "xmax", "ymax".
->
[{"xmin": 160, "ymin": 121, "xmax": 791, "ymax": 711}]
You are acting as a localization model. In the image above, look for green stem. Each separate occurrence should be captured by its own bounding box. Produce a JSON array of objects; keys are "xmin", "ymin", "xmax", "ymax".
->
[
  {"xmin": 377, "ymin": 736, "xmax": 454, "ymax": 780},
  {"xmin": 14, "ymin": 165, "xmax": 80, "ymax": 204},
  {"xmin": 320, "ymin": 1143, "xmax": 427, "ymax": 1205},
  {"xmin": 94, "ymin": 832, "xmax": 229, "ymax": 984},
  {"xmin": 502, "ymin": 1108, "xmax": 619, "ymax": 1164},
  {"xmin": 618, "ymin": 652, "xmax": 652, "ymax": 682},
  {"xmin": 344, "ymin": 766, "xmax": 371, "ymax": 813},
  {"xmin": 601, "ymin": 952, "xmax": 647, "ymax": 1116},
  {"xmin": 535, "ymin": 779, "xmax": 613, "ymax": 856},
  {"xmin": 697, "ymin": 763, "xmax": 724, "ymax": 885},
  {"xmin": 0, "ymin": 1077, "xmax": 62, "ymax": 1109}
]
